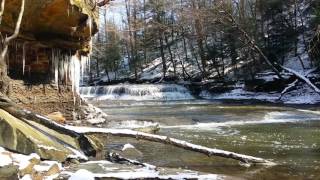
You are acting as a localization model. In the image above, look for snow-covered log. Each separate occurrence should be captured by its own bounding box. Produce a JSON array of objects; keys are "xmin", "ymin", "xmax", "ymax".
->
[
  {"xmin": 279, "ymin": 79, "xmax": 299, "ymax": 100},
  {"xmin": 65, "ymin": 126, "xmax": 275, "ymax": 165},
  {"xmin": 279, "ymin": 65, "xmax": 320, "ymax": 94}
]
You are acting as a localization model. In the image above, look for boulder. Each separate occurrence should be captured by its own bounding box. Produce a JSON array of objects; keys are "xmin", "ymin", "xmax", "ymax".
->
[{"xmin": 0, "ymin": 109, "xmax": 83, "ymax": 162}]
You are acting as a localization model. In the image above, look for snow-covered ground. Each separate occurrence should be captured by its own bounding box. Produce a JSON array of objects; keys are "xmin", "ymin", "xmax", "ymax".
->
[
  {"xmin": 0, "ymin": 145, "xmax": 224, "ymax": 180},
  {"xmin": 200, "ymin": 83, "xmax": 320, "ymax": 105}
]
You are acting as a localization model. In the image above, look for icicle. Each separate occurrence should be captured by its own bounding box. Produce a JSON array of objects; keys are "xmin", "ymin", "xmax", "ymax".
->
[
  {"xmin": 22, "ymin": 42, "xmax": 26, "ymax": 75},
  {"xmin": 88, "ymin": 17, "xmax": 93, "ymax": 53},
  {"xmin": 52, "ymin": 49, "xmax": 59, "ymax": 86},
  {"xmin": 67, "ymin": 3, "xmax": 70, "ymax": 17}
]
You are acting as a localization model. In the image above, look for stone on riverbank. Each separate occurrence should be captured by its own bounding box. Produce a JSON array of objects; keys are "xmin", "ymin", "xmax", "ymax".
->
[{"xmin": 0, "ymin": 109, "xmax": 84, "ymax": 162}]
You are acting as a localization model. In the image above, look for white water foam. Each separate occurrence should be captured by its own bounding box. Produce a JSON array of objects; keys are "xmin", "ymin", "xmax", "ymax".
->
[{"xmin": 162, "ymin": 111, "xmax": 320, "ymax": 130}]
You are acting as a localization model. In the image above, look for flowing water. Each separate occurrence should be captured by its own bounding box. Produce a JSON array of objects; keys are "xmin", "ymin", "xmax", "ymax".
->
[{"xmin": 83, "ymin": 84, "xmax": 320, "ymax": 179}]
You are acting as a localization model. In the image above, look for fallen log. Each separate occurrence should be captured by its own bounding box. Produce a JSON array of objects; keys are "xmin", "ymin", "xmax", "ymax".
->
[
  {"xmin": 279, "ymin": 68, "xmax": 318, "ymax": 99},
  {"xmin": 65, "ymin": 126, "xmax": 275, "ymax": 165},
  {"xmin": 279, "ymin": 79, "xmax": 299, "ymax": 100},
  {"xmin": 279, "ymin": 66, "xmax": 320, "ymax": 94}
]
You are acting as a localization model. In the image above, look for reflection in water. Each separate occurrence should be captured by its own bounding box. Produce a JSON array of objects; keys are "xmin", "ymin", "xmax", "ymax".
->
[{"xmin": 93, "ymin": 100, "xmax": 320, "ymax": 180}]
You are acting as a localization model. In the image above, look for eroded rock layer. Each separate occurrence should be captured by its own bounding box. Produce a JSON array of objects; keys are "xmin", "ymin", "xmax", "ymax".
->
[{"xmin": 1, "ymin": 0, "xmax": 98, "ymax": 53}]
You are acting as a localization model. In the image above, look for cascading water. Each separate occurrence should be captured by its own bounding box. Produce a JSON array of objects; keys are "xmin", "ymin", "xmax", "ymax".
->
[{"xmin": 80, "ymin": 84, "xmax": 195, "ymax": 101}]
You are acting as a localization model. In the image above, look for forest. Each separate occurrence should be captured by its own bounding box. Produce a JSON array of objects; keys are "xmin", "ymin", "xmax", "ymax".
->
[{"xmin": 92, "ymin": 0, "xmax": 320, "ymax": 84}]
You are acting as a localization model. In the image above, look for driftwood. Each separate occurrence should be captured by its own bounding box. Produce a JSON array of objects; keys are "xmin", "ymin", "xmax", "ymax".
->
[
  {"xmin": 66, "ymin": 126, "xmax": 275, "ymax": 165},
  {"xmin": 0, "ymin": 96, "xmax": 274, "ymax": 165}
]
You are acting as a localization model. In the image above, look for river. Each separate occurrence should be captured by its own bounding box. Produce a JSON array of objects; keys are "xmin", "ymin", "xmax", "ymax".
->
[{"xmin": 81, "ymin": 84, "xmax": 320, "ymax": 179}]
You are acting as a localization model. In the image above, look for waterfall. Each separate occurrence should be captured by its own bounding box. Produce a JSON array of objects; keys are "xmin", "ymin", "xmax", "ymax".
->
[{"xmin": 80, "ymin": 84, "xmax": 195, "ymax": 101}]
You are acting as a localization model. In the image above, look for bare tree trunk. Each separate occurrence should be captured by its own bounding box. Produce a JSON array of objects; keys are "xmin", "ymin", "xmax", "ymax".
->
[
  {"xmin": 164, "ymin": 34, "xmax": 176, "ymax": 78},
  {"xmin": 159, "ymin": 32, "xmax": 167, "ymax": 79},
  {"xmin": 218, "ymin": 11, "xmax": 283, "ymax": 79},
  {"xmin": 0, "ymin": 0, "xmax": 25, "ymax": 94}
]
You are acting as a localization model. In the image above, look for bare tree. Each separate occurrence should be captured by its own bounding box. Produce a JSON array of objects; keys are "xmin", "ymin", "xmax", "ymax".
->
[{"xmin": 0, "ymin": 0, "xmax": 25, "ymax": 94}]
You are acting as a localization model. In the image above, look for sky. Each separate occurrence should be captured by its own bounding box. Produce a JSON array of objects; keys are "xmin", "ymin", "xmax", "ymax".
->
[{"xmin": 104, "ymin": 0, "xmax": 126, "ymax": 28}]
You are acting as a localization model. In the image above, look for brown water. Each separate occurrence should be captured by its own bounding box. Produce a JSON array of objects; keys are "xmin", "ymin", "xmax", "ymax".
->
[{"xmin": 95, "ymin": 100, "xmax": 320, "ymax": 180}]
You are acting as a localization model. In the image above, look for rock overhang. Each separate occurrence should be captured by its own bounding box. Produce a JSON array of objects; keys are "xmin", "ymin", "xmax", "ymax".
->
[{"xmin": 1, "ymin": 0, "xmax": 100, "ymax": 54}]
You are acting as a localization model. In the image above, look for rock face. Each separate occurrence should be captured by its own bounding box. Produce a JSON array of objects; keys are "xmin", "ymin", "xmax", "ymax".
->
[
  {"xmin": 0, "ymin": 109, "xmax": 84, "ymax": 162},
  {"xmin": 2, "ymin": 0, "xmax": 98, "ymax": 83},
  {"xmin": 2, "ymin": 0, "xmax": 98, "ymax": 53}
]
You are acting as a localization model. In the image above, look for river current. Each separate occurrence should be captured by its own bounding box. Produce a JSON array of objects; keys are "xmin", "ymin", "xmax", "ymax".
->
[{"xmin": 82, "ymin": 84, "xmax": 320, "ymax": 179}]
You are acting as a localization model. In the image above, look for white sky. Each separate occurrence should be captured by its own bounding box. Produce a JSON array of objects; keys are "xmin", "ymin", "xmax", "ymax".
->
[{"xmin": 104, "ymin": 0, "xmax": 126, "ymax": 27}]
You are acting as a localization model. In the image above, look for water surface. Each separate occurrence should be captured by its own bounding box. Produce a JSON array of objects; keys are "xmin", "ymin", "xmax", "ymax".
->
[{"xmin": 93, "ymin": 100, "xmax": 320, "ymax": 179}]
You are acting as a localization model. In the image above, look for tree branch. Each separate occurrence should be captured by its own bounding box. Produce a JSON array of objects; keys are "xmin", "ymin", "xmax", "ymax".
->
[{"xmin": 97, "ymin": 0, "xmax": 113, "ymax": 7}]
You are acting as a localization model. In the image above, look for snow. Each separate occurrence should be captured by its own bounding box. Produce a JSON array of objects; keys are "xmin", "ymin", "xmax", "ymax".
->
[
  {"xmin": 200, "ymin": 82, "xmax": 320, "ymax": 105},
  {"xmin": 69, "ymin": 169, "xmax": 95, "ymax": 180},
  {"xmin": 33, "ymin": 161, "xmax": 62, "ymax": 172},
  {"xmin": 280, "ymin": 65, "xmax": 320, "ymax": 93},
  {"xmin": 200, "ymin": 88, "xmax": 280, "ymax": 103},
  {"xmin": 65, "ymin": 166, "xmax": 221, "ymax": 180},
  {"xmin": 0, "ymin": 153, "xmax": 12, "ymax": 167},
  {"xmin": 21, "ymin": 175, "xmax": 32, "ymax": 180},
  {"xmin": 67, "ymin": 147, "xmax": 88, "ymax": 161},
  {"xmin": 0, "ymin": 146, "xmax": 63, "ymax": 179},
  {"xmin": 122, "ymin": 144, "xmax": 135, "ymax": 151},
  {"xmin": 15, "ymin": 153, "xmax": 40, "ymax": 170},
  {"xmin": 38, "ymin": 144, "xmax": 60, "ymax": 151}
]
